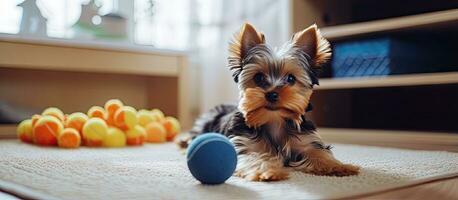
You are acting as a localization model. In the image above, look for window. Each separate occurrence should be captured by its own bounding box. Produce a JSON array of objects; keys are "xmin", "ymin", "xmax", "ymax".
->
[
  {"xmin": 0, "ymin": 0, "xmax": 190, "ymax": 50},
  {"xmin": 134, "ymin": 0, "xmax": 190, "ymax": 50}
]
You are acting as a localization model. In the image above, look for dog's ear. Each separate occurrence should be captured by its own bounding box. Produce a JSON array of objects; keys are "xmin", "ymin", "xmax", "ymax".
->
[
  {"xmin": 228, "ymin": 23, "xmax": 265, "ymax": 82},
  {"xmin": 230, "ymin": 23, "xmax": 265, "ymax": 60},
  {"xmin": 292, "ymin": 24, "xmax": 331, "ymax": 68}
]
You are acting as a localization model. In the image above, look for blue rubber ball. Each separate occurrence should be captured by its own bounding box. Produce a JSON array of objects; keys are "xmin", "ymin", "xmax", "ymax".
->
[{"xmin": 187, "ymin": 133, "xmax": 237, "ymax": 184}]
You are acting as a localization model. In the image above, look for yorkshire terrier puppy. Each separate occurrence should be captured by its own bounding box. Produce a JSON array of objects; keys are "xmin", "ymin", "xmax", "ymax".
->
[{"xmin": 178, "ymin": 23, "xmax": 360, "ymax": 181}]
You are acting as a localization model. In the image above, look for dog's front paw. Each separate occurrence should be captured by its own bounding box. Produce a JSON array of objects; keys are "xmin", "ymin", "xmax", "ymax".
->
[
  {"xmin": 310, "ymin": 163, "xmax": 360, "ymax": 177},
  {"xmin": 259, "ymin": 169, "xmax": 289, "ymax": 181},
  {"xmin": 235, "ymin": 169, "xmax": 289, "ymax": 182}
]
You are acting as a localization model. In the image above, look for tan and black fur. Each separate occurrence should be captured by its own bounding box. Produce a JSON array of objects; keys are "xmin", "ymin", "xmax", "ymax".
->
[{"xmin": 177, "ymin": 23, "xmax": 360, "ymax": 181}]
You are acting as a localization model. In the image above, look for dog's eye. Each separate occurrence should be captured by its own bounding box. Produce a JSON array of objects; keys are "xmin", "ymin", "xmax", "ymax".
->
[
  {"xmin": 254, "ymin": 73, "xmax": 266, "ymax": 86},
  {"xmin": 286, "ymin": 74, "xmax": 296, "ymax": 84}
]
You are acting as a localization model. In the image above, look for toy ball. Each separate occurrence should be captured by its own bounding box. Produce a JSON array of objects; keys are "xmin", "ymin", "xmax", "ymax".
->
[
  {"xmin": 114, "ymin": 106, "xmax": 138, "ymax": 131},
  {"xmin": 58, "ymin": 128, "xmax": 81, "ymax": 148},
  {"xmin": 104, "ymin": 99, "xmax": 124, "ymax": 117},
  {"xmin": 33, "ymin": 115, "xmax": 64, "ymax": 146},
  {"xmin": 42, "ymin": 107, "xmax": 65, "ymax": 122},
  {"xmin": 125, "ymin": 125, "xmax": 146, "ymax": 146},
  {"xmin": 65, "ymin": 112, "xmax": 88, "ymax": 134},
  {"xmin": 162, "ymin": 116, "xmax": 181, "ymax": 141},
  {"xmin": 104, "ymin": 127, "xmax": 126, "ymax": 148},
  {"xmin": 87, "ymin": 106, "xmax": 108, "ymax": 120},
  {"xmin": 187, "ymin": 133, "xmax": 237, "ymax": 184},
  {"xmin": 17, "ymin": 119, "xmax": 33, "ymax": 143},
  {"xmin": 82, "ymin": 118, "xmax": 108, "ymax": 147},
  {"xmin": 144, "ymin": 122, "xmax": 166, "ymax": 143}
]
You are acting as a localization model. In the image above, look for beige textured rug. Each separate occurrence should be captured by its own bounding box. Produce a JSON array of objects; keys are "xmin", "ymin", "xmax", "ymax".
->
[{"xmin": 0, "ymin": 139, "xmax": 458, "ymax": 200}]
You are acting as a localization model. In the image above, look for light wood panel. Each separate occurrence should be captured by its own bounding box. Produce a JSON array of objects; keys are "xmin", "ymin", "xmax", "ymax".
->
[
  {"xmin": 177, "ymin": 57, "xmax": 193, "ymax": 129},
  {"xmin": 0, "ymin": 68, "xmax": 152, "ymax": 112},
  {"xmin": 0, "ymin": 125, "xmax": 16, "ymax": 139},
  {"xmin": 316, "ymin": 72, "xmax": 458, "ymax": 90},
  {"xmin": 321, "ymin": 8, "xmax": 458, "ymax": 40},
  {"xmin": 0, "ymin": 41, "xmax": 179, "ymax": 76}
]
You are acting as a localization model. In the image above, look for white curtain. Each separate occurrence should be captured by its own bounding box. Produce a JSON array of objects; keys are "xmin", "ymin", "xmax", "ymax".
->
[{"xmin": 188, "ymin": 0, "xmax": 290, "ymax": 113}]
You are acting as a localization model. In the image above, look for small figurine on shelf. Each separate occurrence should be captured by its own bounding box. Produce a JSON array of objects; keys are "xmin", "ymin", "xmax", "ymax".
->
[
  {"xmin": 73, "ymin": 0, "xmax": 101, "ymax": 39},
  {"xmin": 98, "ymin": 13, "xmax": 128, "ymax": 39},
  {"xmin": 17, "ymin": 0, "xmax": 47, "ymax": 37},
  {"xmin": 73, "ymin": 0, "xmax": 128, "ymax": 40}
]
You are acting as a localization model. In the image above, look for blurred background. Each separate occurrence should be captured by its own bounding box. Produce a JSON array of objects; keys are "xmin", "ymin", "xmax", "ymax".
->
[{"xmin": 0, "ymin": 0, "xmax": 458, "ymax": 135}]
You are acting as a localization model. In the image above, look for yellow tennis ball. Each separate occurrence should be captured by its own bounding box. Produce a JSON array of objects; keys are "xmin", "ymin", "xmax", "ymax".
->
[
  {"xmin": 42, "ymin": 107, "xmax": 65, "ymax": 122},
  {"xmin": 58, "ymin": 128, "xmax": 81, "ymax": 148},
  {"xmin": 162, "ymin": 116, "xmax": 181, "ymax": 141},
  {"xmin": 103, "ymin": 127, "xmax": 126, "ymax": 148},
  {"xmin": 151, "ymin": 109, "xmax": 165, "ymax": 122},
  {"xmin": 87, "ymin": 106, "xmax": 108, "ymax": 120},
  {"xmin": 145, "ymin": 122, "xmax": 166, "ymax": 143},
  {"xmin": 114, "ymin": 106, "xmax": 138, "ymax": 131},
  {"xmin": 65, "ymin": 112, "xmax": 88, "ymax": 134},
  {"xmin": 126, "ymin": 125, "xmax": 146, "ymax": 146},
  {"xmin": 17, "ymin": 119, "xmax": 33, "ymax": 143},
  {"xmin": 82, "ymin": 118, "xmax": 108, "ymax": 147},
  {"xmin": 137, "ymin": 109, "xmax": 155, "ymax": 127},
  {"xmin": 33, "ymin": 115, "xmax": 64, "ymax": 146}
]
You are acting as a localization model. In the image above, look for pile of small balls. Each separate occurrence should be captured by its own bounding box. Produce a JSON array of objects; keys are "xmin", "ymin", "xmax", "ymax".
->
[{"xmin": 16, "ymin": 99, "xmax": 180, "ymax": 148}]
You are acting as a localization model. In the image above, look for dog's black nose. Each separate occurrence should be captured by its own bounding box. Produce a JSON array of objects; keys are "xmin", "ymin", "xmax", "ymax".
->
[{"xmin": 265, "ymin": 92, "xmax": 279, "ymax": 103}]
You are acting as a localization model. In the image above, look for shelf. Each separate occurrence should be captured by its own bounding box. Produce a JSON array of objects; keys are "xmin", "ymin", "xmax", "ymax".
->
[
  {"xmin": 0, "ymin": 34, "xmax": 194, "ymax": 130},
  {"xmin": 0, "ymin": 125, "xmax": 16, "ymax": 139},
  {"xmin": 0, "ymin": 34, "xmax": 187, "ymax": 77},
  {"xmin": 0, "ymin": 33, "xmax": 187, "ymax": 56},
  {"xmin": 316, "ymin": 72, "xmax": 458, "ymax": 90},
  {"xmin": 321, "ymin": 8, "xmax": 458, "ymax": 40}
]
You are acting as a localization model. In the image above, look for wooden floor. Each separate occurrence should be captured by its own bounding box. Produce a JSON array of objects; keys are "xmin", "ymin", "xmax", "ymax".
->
[{"xmin": 319, "ymin": 128, "xmax": 458, "ymax": 200}]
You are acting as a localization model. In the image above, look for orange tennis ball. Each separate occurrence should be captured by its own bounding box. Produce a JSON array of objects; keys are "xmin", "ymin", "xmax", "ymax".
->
[
  {"xmin": 87, "ymin": 106, "xmax": 108, "ymax": 120},
  {"xmin": 82, "ymin": 118, "xmax": 108, "ymax": 147},
  {"xmin": 17, "ymin": 119, "xmax": 33, "ymax": 143},
  {"xmin": 33, "ymin": 116, "xmax": 64, "ymax": 146},
  {"xmin": 114, "ymin": 106, "xmax": 138, "ymax": 131},
  {"xmin": 145, "ymin": 122, "xmax": 166, "ymax": 143},
  {"xmin": 65, "ymin": 112, "xmax": 88, "ymax": 135},
  {"xmin": 104, "ymin": 99, "xmax": 123, "ymax": 117},
  {"xmin": 105, "ymin": 99, "xmax": 124, "ymax": 126},
  {"xmin": 103, "ymin": 127, "xmax": 127, "ymax": 147},
  {"xmin": 151, "ymin": 109, "xmax": 165, "ymax": 122},
  {"xmin": 58, "ymin": 128, "xmax": 81, "ymax": 148},
  {"xmin": 162, "ymin": 116, "xmax": 181, "ymax": 141},
  {"xmin": 31, "ymin": 114, "xmax": 41, "ymax": 127},
  {"xmin": 42, "ymin": 107, "xmax": 65, "ymax": 122},
  {"xmin": 126, "ymin": 125, "xmax": 146, "ymax": 146},
  {"xmin": 137, "ymin": 109, "xmax": 155, "ymax": 127}
]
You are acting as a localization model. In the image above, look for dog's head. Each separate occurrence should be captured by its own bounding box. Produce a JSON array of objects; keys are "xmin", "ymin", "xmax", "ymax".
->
[{"xmin": 228, "ymin": 23, "xmax": 331, "ymax": 128}]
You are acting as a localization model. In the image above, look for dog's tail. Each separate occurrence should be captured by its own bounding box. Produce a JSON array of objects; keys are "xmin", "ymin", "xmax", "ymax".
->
[{"xmin": 175, "ymin": 104, "xmax": 238, "ymax": 149}]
